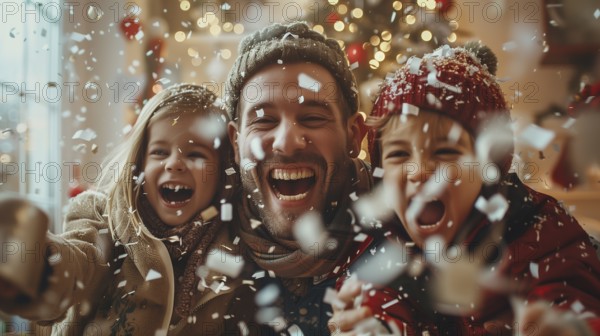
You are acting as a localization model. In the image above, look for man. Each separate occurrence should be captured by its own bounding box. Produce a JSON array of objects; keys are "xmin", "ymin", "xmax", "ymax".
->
[{"xmin": 225, "ymin": 21, "xmax": 372, "ymax": 334}]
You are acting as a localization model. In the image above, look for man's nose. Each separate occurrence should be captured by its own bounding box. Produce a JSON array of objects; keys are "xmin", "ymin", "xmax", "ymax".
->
[{"xmin": 271, "ymin": 121, "xmax": 307, "ymax": 155}]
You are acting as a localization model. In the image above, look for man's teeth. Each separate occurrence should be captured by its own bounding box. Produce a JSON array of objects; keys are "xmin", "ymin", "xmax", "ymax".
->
[
  {"xmin": 277, "ymin": 192, "xmax": 309, "ymax": 201},
  {"xmin": 270, "ymin": 168, "xmax": 314, "ymax": 180}
]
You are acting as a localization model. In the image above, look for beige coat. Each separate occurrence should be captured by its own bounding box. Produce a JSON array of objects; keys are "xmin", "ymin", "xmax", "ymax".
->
[{"xmin": 1, "ymin": 191, "xmax": 241, "ymax": 335}]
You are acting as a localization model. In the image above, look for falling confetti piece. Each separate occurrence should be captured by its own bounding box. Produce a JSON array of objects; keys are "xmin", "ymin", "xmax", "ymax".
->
[
  {"xmin": 250, "ymin": 219, "xmax": 262, "ymax": 229},
  {"xmin": 517, "ymin": 124, "xmax": 555, "ymax": 150},
  {"xmin": 373, "ymin": 167, "xmax": 384, "ymax": 178},
  {"xmin": 221, "ymin": 203, "xmax": 232, "ymax": 221},
  {"xmin": 381, "ymin": 298, "xmax": 399, "ymax": 309},
  {"xmin": 354, "ymin": 233, "xmax": 369, "ymax": 242},
  {"xmin": 529, "ymin": 262, "xmax": 539, "ymax": 279},
  {"xmin": 571, "ymin": 300, "xmax": 585, "ymax": 314},
  {"xmin": 402, "ymin": 103, "xmax": 420, "ymax": 116},
  {"xmin": 474, "ymin": 194, "xmax": 509, "ymax": 222},
  {"xmin": 201, "ymin": 206, "xmax": 218, "ymax": 221},
  {"xmin": 145, "ymin": 269, "xmax": 162, "ymax": 281},
  {"xmin": 72, "ymin": 128, "xmax": 97, "ymax": 141},
  {"xmin": 354, "ymin": 241, "xmax": 407, "ymax": 285},
  {"xmin": 298, "ymin": 73, "xmax": 321, "ymax": 92},
  {"xmin": 287, "ymin": 324, "xmax": 304, "ymax": 336},
  {"xmin": 255, "ymin": 283, "xmax": 280, "ymax": 306},
  {"xmin": 256, "ymin": 108, "xmax": 264, "ymax": 118},
  {"xmin": 407, "ymin": 57, "xmax": 421, "ymax": 75},
  {"xmin": 293, "ymin": 211, "xmax": 328, "ymax": 253},
  {"xmin": 251, "ymin": 137, "xmax": 265, "ymax": 160},
  {"xmin": 206, "ymin": 248, "xmax": 244, "ymax": 277},
  {"xmin": 238, "ymin": 321, "xmax": 249, "ymax": 336},
  {"xmin": 225, "ymin": 167, "xmax": 236, "ymax": 175}
]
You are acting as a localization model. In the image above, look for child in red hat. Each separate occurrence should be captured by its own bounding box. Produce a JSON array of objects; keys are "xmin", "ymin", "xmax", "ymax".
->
[{"xmin": 329, "ymin": 43, "xmax": 600, "ymax": 335}]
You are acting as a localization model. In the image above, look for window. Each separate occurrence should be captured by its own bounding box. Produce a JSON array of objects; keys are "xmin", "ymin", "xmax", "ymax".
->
[{"xmin": 0, "ymin": 0, "xmax": 62, "ymax": 229}]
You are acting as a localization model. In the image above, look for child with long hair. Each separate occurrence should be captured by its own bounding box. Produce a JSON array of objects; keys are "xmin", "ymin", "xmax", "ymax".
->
[{"xmin": 0, "ymin": 84, "xmax": 241, "ymax": 335}]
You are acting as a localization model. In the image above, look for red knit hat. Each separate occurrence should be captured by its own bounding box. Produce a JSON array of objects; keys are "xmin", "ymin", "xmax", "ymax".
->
[{"xmin": 367, "ymin": 42, "xmax": 511, "ymax": 174}]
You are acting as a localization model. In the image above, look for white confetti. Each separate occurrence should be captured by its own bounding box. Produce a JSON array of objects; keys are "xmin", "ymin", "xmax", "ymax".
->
[
  {"xmin": 529, "ymin": 262, "xmax": 539, "ymax": 279},
  {"xmin": 474, "ymin": 194, "xmax": 509, "ymax": 222},
  {"xmin": 354, "ymin": 233, "xmax": 369, "ymax": 242},
  {"xmin": 221, "ymin": 203, "xmax": 232, "ymax": 221},
  {"xmin": 298, "ymin": 73, "xmax": 321, "ymax": 92},
  {"xmin": 293, "ymin": 211, "xmax": 328, "ymax": 253},
  {"xmin": 349, "ymin": 192, "xmax": 359, "ymax": 201},
  {"xmin": 349, "ymin": 62, "xmax": 359, "ymax": 70},
  {"xmin": 255, "ymin": 283, "xmax": 280, "ymax": 306},
  {"xmin": 154, "ymin": 329, "xmax": 168, "ymax": 336},
  {"xmin": 251, "ymin": 137, "xmax": 265, "ymax": 161},
  {"xmin": 381, "ymin": 298, "xmax": 399, "ymax": 309},
  {"xmin": 281, "ymin": 32, "xmax": 298, "ymax": 40},
  {"xmin": 252, "ymin": 270, "xmax": 266, "ymax": 279},
  {"xmin": 372, "ymin": 167, "xmax": 384, "ymax": 178},
  {"xmin": 134, "ymin": 30, "xmax": 144, "ymax": 41},
  {"xmin": 354, "ymin": 241, "xmax": 407, "ymax": 285},
  {"xmin": 201, "ymin": 206, "xmax": 218, "ymax": 221},
  {"xmin": 402, "ymin": 103, "xmax": 420, "ymax": 116},
  {"xmin": 298, "ymin": 95, "xmax": 304, "ymax": 104},
  {"xmin": 571, "ymin": 300, "xmax": 585, "ymax": 314},
  {"xmin": 225, "ymin": 167, "xmax": 236, "ymax": 175},
  {"xmin": 145, "ymin": 269, "xmax": 162, "ymax": 281},
  {"xmin": 238, "ymin": 321, "xmax": 249, "ymax": 336},
  {"xmin": 517, "ymin": 124, "xmax": 555, "ymax": 150},
  {"xmin": 250, "ymin": 219, "xmax": 262, "ymax": 229},
  {"xmin": 594, "ymin": 9, "xmax": 600, "ymax": 19},
  {"xmin": 72, "ymin": 128, "xmax": 97, "ymax": 141},
  {"xmin": 206, "ymin": 248, "xmax": 244, "ymax": 278},
  {"xmin": 407, "ymin": 56, "xmax": 422, "ymax": 75},
  {"xmin": 287, "ymin": 324, "xmax": 304, "ymax": 336},
  {"xmin": 70, "ymin": 32, "xmax": 91, "ymax": 42},
  {"xmin": 256, "ymin": 108, "xmax": 264, "ymax": 118},
  {"xmin": 117, "ymin": 280, "xmax": 127, "ymax": 288}
]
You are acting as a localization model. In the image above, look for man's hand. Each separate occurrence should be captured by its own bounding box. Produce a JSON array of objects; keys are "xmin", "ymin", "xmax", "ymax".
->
[{"xmin": 327, "ymin": 278, "xmax": 373, "ymax": 335}]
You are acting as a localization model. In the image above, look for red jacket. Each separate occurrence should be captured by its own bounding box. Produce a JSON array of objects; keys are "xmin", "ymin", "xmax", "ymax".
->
[{"xmin": 339, "ymin": 175, "xmax": 600, "ymax": 335}]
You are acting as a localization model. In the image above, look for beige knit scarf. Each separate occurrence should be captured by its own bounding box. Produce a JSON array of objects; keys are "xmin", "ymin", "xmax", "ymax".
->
[
  {"xmin": 237, "ymin": 159, "xmax": 372, "ymax": 296},
  {"xmin": 139, "ymin": 199, "xmax": 220, "ymax": 318}
]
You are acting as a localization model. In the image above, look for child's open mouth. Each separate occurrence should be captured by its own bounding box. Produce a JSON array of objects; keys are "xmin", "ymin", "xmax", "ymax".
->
[
  {"xmin": 160, "ymin": 183, "xmax": 194, "ymax": 205},
  {"xmin": 417, "ymin": 200, "xmax": 446, "ymax": 228},
  {"xmin": 269, "ymin": 168, "xmax": 316, "ymax": 201}
]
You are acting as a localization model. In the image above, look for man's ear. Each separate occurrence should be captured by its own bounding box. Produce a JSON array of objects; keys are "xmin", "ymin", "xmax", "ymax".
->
[
  {"xmin": 227, "ymin": 121, "xmax": 240, "ymax": 165},
  {"xmin": 347, "ymin": 113, "xmax": 367, "ymax": 158}
]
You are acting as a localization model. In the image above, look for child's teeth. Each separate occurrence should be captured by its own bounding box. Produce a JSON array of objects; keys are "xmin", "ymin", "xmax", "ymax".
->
[{"xmin": 277, "ymin": 192, "xmax": 309, "ymax": 201}]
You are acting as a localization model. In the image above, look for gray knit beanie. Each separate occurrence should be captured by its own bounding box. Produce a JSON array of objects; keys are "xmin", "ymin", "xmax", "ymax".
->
[{"xmin": 225, "ymin": 21, "xmax": 359, "ymax": 122}]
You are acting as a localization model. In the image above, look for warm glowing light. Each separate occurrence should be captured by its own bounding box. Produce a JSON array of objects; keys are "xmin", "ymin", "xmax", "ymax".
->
[
  {"xmin": 380, "ymin": 42, "xmax": 391, "ymax": 52},
  {"xmin": 338, "ymin": 4, "xmax": 348, "ymax": 14},
  {"xmin": 370, "ymin": 35, "xmax": 381, "ymax": 46},
  {"xmin": 381, "ymin": 31, "xmax": 392, "ymax": 41},
  {"xmin": 351, "ymin": 8, "xmax": 363, "ymax": 18},
  {"xmin": 374, "ymin": 51, "xmax": 385, "ymax": 61},
  {"xmin": 421, "ymin": 30, "xmax": 433, "ymax": 41},
  {"xmin": 406, "ymin": 15, "xmax": 416, "ymax": 25},
  {"xmin": 233, "ymin": 23, "xmax": 244, "ymax": 34},
  {"xmin": 313, "ymin": 24, "xmax": 324, "ymax": 34},
  {"xmin": 369, "ymin": 59, "xmax": 380, "ymax": 69},
  {"xmin": 448, "ymin": 32, "xmax": 457, "ymax": 43},
  {"xmin": 174, "ymin": 31, "xmax": 186, "ymax": 42},
  {"xmin": 333, "ymin": 21, "xmax": 345, "ymax": 32},
  {"xmin": 393, "ymin": 1, "xmax": 403, "ymax": 10},
  {"xmin": 222, "ymin": 22, "xmax": 233, "ymax": 32},
  {"xmin": 209, "ymin": 25, "xmax": 221, "ymax": 36},
  {"xmin": 221, "ymin": 49, "xmax": 232, "ymax": 60},
  {"xmin": 180, "ymin": 1, "xmax": 190, "ymax": 11}
]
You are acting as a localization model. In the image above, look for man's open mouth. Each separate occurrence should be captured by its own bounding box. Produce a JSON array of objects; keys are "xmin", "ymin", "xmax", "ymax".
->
[
  {"xmin": 160, "ymin": 183, "xmax": 194, "ymax": 205},
  {"xmin": 269, "ymin": 167, "xmax": 316, "ymax": 201}
]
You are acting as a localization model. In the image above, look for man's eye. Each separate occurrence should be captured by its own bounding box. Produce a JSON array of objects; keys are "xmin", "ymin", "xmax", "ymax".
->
[{"xmin": 303, "ymin": 116, "xmax": 328, "ymax": 125}]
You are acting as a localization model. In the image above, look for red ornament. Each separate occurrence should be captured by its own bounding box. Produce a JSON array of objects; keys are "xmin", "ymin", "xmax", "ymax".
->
[
  {"xmin": 435, "ymin": 0, "xmax": 453, "ymax": 14},
  {"xmin": 325, "ymin": 11, "xmax": 341, "ymax": 24},
  {"xmin": 346, "ymin": 43, "xmax": 367, "ymax": 66},
  {"xmin": 120, "ymin": 16, "xmax": 142, "ymax": 40}
]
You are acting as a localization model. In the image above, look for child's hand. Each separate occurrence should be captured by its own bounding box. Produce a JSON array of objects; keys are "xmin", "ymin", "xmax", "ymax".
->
[
  {"xmin": 516, "ymin": 301, "xmax": 593, "ymax": 336},
  {"xmin": 327, "ymin": 278, "xmax": 373, "ymax": 334}
]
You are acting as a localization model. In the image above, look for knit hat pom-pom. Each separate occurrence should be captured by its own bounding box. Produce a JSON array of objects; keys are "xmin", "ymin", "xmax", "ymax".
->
[{"xmin": 464, "ymin": 41, "xmax": 498, "ymax": 76}]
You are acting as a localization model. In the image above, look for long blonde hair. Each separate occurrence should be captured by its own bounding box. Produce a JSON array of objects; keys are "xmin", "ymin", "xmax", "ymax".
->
[{"xmin": 95, "ymin": 84, "xmax": 233, "ymax": 239}]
